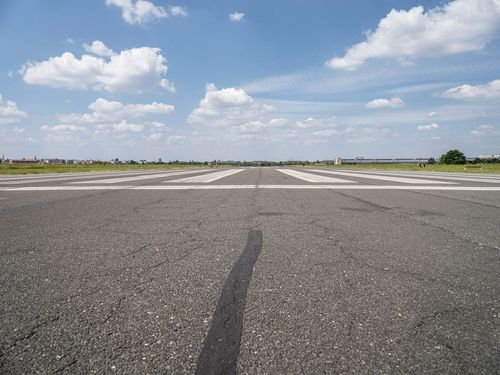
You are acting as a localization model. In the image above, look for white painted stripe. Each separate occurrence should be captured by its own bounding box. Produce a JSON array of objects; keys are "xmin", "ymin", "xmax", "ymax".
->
[
  {"xmin": 167, "ymin": 169, "xmax": 244, "ymax": 183},
  {"xmin": 342, "ymin": 170, "xmax": 500, "ymax": 179},
  {"xmin": 309, "ymin": 169, "xmax": 454, "ymax": 184},
  {"xmin": 1, "ymin": 185, "xmax": 500, "ymax": 191},
  {"xmin": 0, "ymin": 170, "xmax": 167, "ymax": 181},
  {"xmin": 0, "ymin": 170, "xmax": 181, "ymax": 184},
  {"xmin": 74, "ymin": 169, "xmax": 210, "ymax": 184},
  {"xmin": 338, "ymin": 170, "xmax": 500, "ymax": 184},
  {"xmin": 276, "ymin": 169, "xmax": 355, "ymax": 183}
]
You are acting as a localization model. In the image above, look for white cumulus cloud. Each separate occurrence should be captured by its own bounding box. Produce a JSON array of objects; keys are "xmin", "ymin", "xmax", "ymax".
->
[
  {"xmin": 112, "ymin": 121, "xmax": 144, "ymax": 132},
  {"xmin": 188, "ymin": 83, "xmax": 275, "ymax": 126},
  {"xmin": 106, "ymin": 1, "xmax": 188, "ymax": 25},
  {"xmin": 58, "ymin": 98, "xmax": 174, "ymax": 124},
  {"xmin": 366, "ymin": 97, "xmax": 404, "ymax": 108},
  {"xmin": 442, "ymin": 79, "xmax": 500, "ymax": 100},
  {"xmin": 417, "ymin": 123, "xmax": 440, "ymax": 130},
  {"xmin": 0, "ymin": 95, "xmax": 28, "ymax": 125},
  {"xmin": 295, "ymin": 116, "xmax": 338, "ymax": 129},
  {"xmin": 326, "ymin": 0, "xmax": 500, "ymax": 70},
  {"xmin": 22, "ymin": 44, "xmax": 172, "ymax": 93},
  {"xmin": 106, "ymin": 0, "xmax": 167, "ymax": 25},
  {"xmin": 83, "ymin": 40, "xmax": 115, "ymax": 57},
  {"xmin": 229, "ymin": 12, "xmax": 245, "ymax": 22},
  {"xmin": 235, "ymin": 118, "xmax": 289, "ymax": 133},
  {"xmin": 470, "ymin": 124, "xmax": 498, "ymax": 135},
  {"xmin": 169, "ymin": 6, "xmax": 188, "ymax": 16},
  {"xmin": 41, "ymin": 124, "xmax": 87, "ymax": 142}
]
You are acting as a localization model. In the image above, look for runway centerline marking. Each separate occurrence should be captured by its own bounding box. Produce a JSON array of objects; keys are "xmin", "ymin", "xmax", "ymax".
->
[
  {"xmin": 276, "ymin": 169, "xmax": 355, "ymax": 183},
  {"xmin": 308, "ymin": 170, "xmax": 455, "ymax": 184},
  {"xmin": 166, "ymin": 169, "xmax": 244, "ymax": 183}
]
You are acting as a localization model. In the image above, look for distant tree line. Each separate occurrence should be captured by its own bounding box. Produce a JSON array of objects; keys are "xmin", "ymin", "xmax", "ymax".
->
[{"xmin": 439, "ymin": 149, "xmax": 500, "ymax": 165}]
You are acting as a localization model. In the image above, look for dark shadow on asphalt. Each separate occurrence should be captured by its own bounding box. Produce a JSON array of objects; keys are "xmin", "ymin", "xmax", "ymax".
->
[{"xmin": 195, "ymin": 230, "xmax": 263, "ymax": 375}]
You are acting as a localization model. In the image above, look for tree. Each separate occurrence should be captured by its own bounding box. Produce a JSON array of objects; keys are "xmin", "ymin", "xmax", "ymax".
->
[{"xmin": 440, "ymin": 149, "xmax": 466, "ymax": 165}]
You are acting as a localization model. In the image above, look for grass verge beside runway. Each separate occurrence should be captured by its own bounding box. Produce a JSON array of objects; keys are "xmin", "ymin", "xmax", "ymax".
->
[
  {"xmin": 0, "ymin": 163, "xmax": 211, "ymax": 175},
  {"xmin": 305, "ymin": 163, "xmax": 500, "ymax": 174}
]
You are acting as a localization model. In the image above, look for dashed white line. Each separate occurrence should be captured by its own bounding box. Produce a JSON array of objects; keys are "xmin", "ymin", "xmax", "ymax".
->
[
  {"xmin": 276, "ymin": 169, "xmax": 355, "ymax": 183},
  {"xmin": 309, "ymin": 170, "xmax": 454, "ymax": 184},
  {"xmin": 167, "ymin": 169, "xmax": 245, "ymax": 183}
]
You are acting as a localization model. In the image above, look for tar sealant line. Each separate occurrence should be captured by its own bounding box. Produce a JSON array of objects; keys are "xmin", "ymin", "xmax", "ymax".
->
[
  {"xmin": 73, "ymin": 169, "xmax": 210, "ymax": 184},
  {"xmin": 2, "ymin": 185, "xmax": 500, "ymax": 191},
  {"xmin": 195, "ymin": 230, "xmax": 263, "ymax": 375},
  {"xmin": 276, "ymin": 169, "xmax": 355, "ymax": 183},
  {"xmin": 308, "ymin": 169, "xmax": 455, "ymax": 184},
  {"xmin": 166, "ymin": 169, "xmax": 245, "ymax": 183}
]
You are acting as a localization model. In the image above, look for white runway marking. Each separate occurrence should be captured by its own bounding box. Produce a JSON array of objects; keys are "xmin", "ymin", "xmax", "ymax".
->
[
  {"xmin": 309, "ymin": 170, "xmax": 454, "ymax": 184},
  {"xmin": 276, "ymin": 169, "xmax": 355, "ymax": 183},
  {"xmin": 167, "ymin": 169, "xmax": 244, "ymax": 183},
  {"xmin": 346, "ymin": 170, "xmax": 500, "ymax": 179},
  {"xmin": 2, "ymin": 185, "xmax": 500, "ymax": 191},
  {"xmin": 0, "ymin": 170, "xmax": 179, "ymax": 185},
  {"xmin": 338, "ymin": 170, "xmax": 500, "ymax": 184},
  {"xmin": 74, "ymin": 169, "xmax": 209, "ymax": 184},
  {"xmin": 0, "ymin": 170, "xmax": 166, "ymax": 182}
]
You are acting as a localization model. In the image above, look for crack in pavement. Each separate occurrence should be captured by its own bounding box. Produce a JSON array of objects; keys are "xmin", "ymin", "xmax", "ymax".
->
[{"xmin": 1, "ymin": 315, "xmax": 61, "ymax": 359}]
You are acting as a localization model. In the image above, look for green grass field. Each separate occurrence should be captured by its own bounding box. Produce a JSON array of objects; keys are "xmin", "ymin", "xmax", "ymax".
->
[
  {"xmin": 306, "ymin": 163, "xmax": 500, "ymax": 174},
  {"xmin": 0, "ymin": 163, "xmax": 207, "ymax": 175}
]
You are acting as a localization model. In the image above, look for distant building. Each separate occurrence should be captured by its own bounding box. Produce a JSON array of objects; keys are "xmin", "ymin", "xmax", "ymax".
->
[
  {"xmin": 478, "ymin": 154, "xmax": 500, "ymax": 160},
  {"xmin": 340, "ymin": 158, "xmax": 432, "ymax": 165},
  {"xmin": 10, "ymin": 156, "xmax": 40, "ymax": 165},
  {"xmin": 334, "ymin": 157, "xmax": 342, "ymax": 165}
]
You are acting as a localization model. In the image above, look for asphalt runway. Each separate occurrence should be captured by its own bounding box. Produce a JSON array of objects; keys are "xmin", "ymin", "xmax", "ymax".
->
[{"xmin": 1, "ymin": 168, "xmax": 499, "ymax": 374}]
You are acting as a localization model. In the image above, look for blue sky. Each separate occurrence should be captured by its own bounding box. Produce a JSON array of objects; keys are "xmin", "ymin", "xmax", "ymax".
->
[{"xmin": 1, "ymin": 0, "xmax": 499, "ymax": 161}]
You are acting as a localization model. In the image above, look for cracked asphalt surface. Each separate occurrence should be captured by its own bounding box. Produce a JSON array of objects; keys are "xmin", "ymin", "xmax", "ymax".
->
[{"xmin": 0, "ymin": 168, "xmax": 499, "ymax": 374}]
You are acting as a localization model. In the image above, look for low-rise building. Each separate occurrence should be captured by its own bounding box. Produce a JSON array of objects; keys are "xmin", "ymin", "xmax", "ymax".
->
[{"xmin": 10, "ymin": 156, "xmax": 40, "ymax": 165}]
